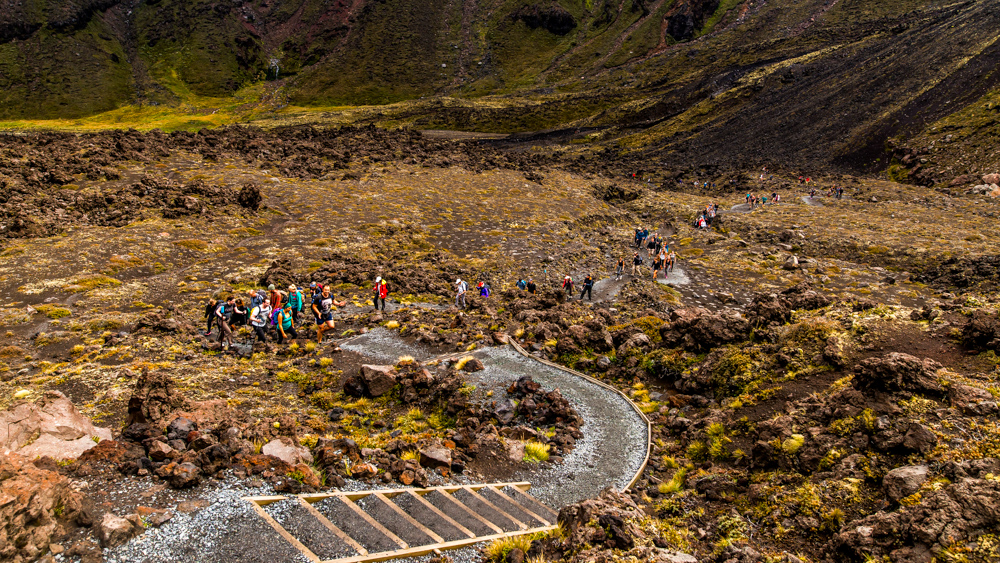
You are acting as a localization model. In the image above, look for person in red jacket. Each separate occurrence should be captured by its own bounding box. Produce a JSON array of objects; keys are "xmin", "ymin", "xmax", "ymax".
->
[{"xmin": 372, "ymin": 277, "xmax": 388, "ymax": 311}]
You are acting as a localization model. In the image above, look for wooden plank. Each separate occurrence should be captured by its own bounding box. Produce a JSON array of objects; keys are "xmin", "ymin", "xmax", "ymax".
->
[
  {"xmin": 501, "ymin": 487, "xmax": 559, "ymax": 521},
  {"xmin": 431, "ymin": 489, "xmax": 503, "ymax": 535},
  {"xmin": 322, "ymin": 525, "xmax": 557, "ymax": 563},
  {"xmin": 338, "ymin": 496, "xmax": 408, "ymax": 549},
  {"xmin": 372, "ymin": 493, "xmax": 444, "ymax": 544},
  {"xmin": 296, "ymin": 497, "xmax": 368, "ymax": 556},
  {"xmin": 299, "ymin": 482, "xmax": 533, "ymax": 504},
  {"xmin": 248, "ymin": 500, "xmax": 321, "ymax": 563},
  {"xmin": 485, "ymin": 486, "xmax": 552, "ymax": 526},
  {"xmin": 403, "ymin": 491, "xmax": 476, "ymax": 539},
  {"xmin": 244, "ymin": 495, "xmax": 289, "ymax": 506},
  {"xmin": 460, "ymin": 486, "xmax": 527, "ymax": 530}
]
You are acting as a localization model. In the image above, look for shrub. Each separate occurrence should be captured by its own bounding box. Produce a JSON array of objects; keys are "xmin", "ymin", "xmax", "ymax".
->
[
  {"xmin": 523, "ymin": 441, "xmax": 551, "ymax": 463},
  {"xmin": 782, "ymin": 434, "xmax": 805, "ymax": 455}
]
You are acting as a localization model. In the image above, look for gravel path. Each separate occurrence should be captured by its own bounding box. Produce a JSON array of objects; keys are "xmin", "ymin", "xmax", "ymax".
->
[
  {"xmin": 464, "ymin": 346, "xmax": 647, "ymax": 508},
  {"xmin": 101, "ymin": 332, "xmax": 646, "ymax": 562},
  {"xmin": 344, "ymin": 329, "xmax": 648, "ymax": 507},
  {"xmin": 102, "ymin": 482, "xmax": 311, "ymax": 563}
]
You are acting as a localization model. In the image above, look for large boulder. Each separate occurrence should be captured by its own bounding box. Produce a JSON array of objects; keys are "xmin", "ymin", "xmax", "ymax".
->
[
  {"xmin": 262, "ymin": 438, "xmax": 313, "ymax": 465},
  {"xmin": 853, "ymin": 353, "xmax": 944, "ymax": 394},
  {"xmin": 127, "ymin": 369, "xmax": 190, "ymax": 426},
  {"xmin": 0, "ymin": 454, "xmax": 88, "ymax": 561},
  {"xmin": 660, "ymin": 308, "xmax": 750, "ymax": 352},
  {"xmin": 344, "ymin": 365, "xmax": 398, "ymax": 398},
  {"xmin": 883, "ymin": 465, "xmax": 930, "ymax": 502},
  {"xmin": 419, "ymin": 443, "xmax": 453, "ymax": 470},
  {"xmin": 962, "ymin": 309, "xmax": 1000, "ymax": 349},
  {"xmin": 835, "ymin": 477, "xmax": 1000, "ymax": 561},
  {"xmin": 95, "ymin": 513, "xmax": 145, "ymax": 548},
  {"xmin": 949, "ymin": 384, "xmax": 999, "ymax": 415},
  {"xmin": 0, "ymin": 391, "xmax": 113, "ymax": 460}
]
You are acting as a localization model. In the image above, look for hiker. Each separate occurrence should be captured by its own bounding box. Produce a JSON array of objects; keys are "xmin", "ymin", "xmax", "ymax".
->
[
  {"xmin": 580, "ymin": 274, "xmax": 594, "ymax": 301},
  {"xmin": 230, "ymin": 298, "xmax": 248, "ymax": 327},
  {"xmin": 267, "ymin": 284, "xmax": 282, "ymax": 310},
  {"xmin": 216, "ymin": 296, "xmax": 235, "ymax": 350},
  {"xmin": 516, "ymin": 278, "xmax": 527, "ymax": 291},
  {"xmin": 250, "ymin": 298, "xmax": 271, "ymax": 344},
  {"xmin": 248, "ymin": 289, "xmax": 264, "ymax": 309},
  {"xmin": 615, "ymin": 256, "xmax": 625, "ymax": 280},
  {"xmin": 309, "ymin": 282, "xmax": 322, "ymax": 324},
  {"xmin": 287, "ymin": 285, "xmax": 304, "ymax": 324},
  {"xmin": 633, "ymin": 228, "xmax": 643, "ymax": 248},
  {"xmin": 314, "ymin": 287, "xmax": 347, "ymax": 343},
  {"xmin": 654, "ymin": 248, "xmax": 668, "ymax": 280},
  {"xmin": 276, "ymin": 303, "xmax": 298, "ymax": 344},
  {"xmin": 526, "ymin": 279, "xmax": 537, "ymax": 294},
  {"xmin": 204, "ymin": 298, "xmax": 217, "ymax": 336},
  {"xmin": 562, "ymin": 275, "xmax": 574, "ymax": 295},
  {"xmin": 646, "ymin": 232, "xmax": 657, "ymax": 257},
  {"xmin": 478, "ymin": 281, "xmax": 490, "ymax": 298},
  {"xmin": 667, "ymin": 250, "xmax": 677, "ymax": 273},
  {"xmin": 455, "ymin": 279, "xmax": 469, "ymax": 309},
  {"xmin": 632, "ymin": 252, "xmax": 643, "ymax": 277},
  {"xmin": 372, "ymin": 277, "xmax": 388, "ymax": 311}
]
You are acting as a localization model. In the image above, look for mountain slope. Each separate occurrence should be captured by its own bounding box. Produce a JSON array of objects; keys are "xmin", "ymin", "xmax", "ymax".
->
[{"xmin": 0, "ymin": 0, "xmax": 998, "ymax": 178}]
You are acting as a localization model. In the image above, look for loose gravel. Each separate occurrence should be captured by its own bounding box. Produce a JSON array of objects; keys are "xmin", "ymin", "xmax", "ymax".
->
[
  {"xmin": 345, "ymin": 330, "xmax": 648, "ymax": 508},
  {"xmin": 100, "ymin": 482, "xmax": 311, "ymax": 563},
  {"xmin": 264, "ymin": 498, "xmax": 357, "ymax": 560},
  {"xmin": 463, "ymin": 346, "xmax": 647, "ymax": 508}
]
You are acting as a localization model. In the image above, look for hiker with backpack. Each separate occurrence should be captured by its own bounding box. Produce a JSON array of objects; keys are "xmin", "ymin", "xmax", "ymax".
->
[
  {"xmin": 276, "ymin": 303, "xmax": 298, "ymax": 344},
  {"xmin": 309, "ymin": 282, "xmax": 323, "ymax": 324},
  {"xmin": 516, "ymin": 278, "xmax": 527, "ymax": 290},
  {"xmin": 230, "ymin": 298, "xmax": 249, "ymax": 327},
  {"xmin": 372, "ymin": 277, "xmax": 388, "ymax": 311},
  {"xmin": 632, "ymin": 252, "xmax": 643, "ymax": 277},
  {"xmin": 216, "ymin": 296, "xmax": 235, "ymax": 350},
  {"xmin": 477, "ymin": 281, "xmax": 490, "ymax": 298},
  {"xmin": 562, "ymin": 275, "xmax": 574, "ymax": 295},
  {"xmin": 287, "ymin": 285, "xmax": 304, "ymax": 324},
  {"xmin": 267, "ymin": 284, "xmax": 282, "ymax": 310},
  {"xmin": 314, "ymin": 286, "xmax": 347, "ymax": 343},
  {"xmin": 580, "ymin": 274, "xmax": 594, "ymax": 301},
  {"xmin": 204, "ymin": 298, "xmax": 217, "ymax": 336},
  {"xmin": 526, "ymin": 279, "xmax": 537, "ymax": 294},
  {"xmin": 250, "ymin": 299, "xmax": 271, "ymax": 344},
  {"xmin": 455, "ymin": 279, "xmax": 469, "ymax": 309}
]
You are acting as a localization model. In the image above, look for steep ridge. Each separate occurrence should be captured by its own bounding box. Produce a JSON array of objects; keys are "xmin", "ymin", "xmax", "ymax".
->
[{"xmin": 0, "ymin": 0, "xmax": 998, "ymax": 176}]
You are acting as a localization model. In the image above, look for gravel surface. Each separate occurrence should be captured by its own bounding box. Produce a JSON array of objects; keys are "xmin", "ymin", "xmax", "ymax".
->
[
  {"xmin": 463, "ymin": 346, "xmax": 648, "ymax": 508},
  {"xmin": 313, "ymin": 496, "xmax": 401, "ymax": 554},
  {"xmin": 100, "ymin": 483, "xmax": 311, "ymax": 563},
  {"xmin": 346, "ymin": 330, "xmax": 647, "ymax": 508},
  {"xmin": 264, "ymin": 498, "xmax": 357, "ymax": 560},
  {"xmin": 341, "ymin": 329, "xmax": 436, "ymax": 363}
]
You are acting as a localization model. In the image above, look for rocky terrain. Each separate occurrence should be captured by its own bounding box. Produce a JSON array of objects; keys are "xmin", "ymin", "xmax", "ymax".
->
[{"xmin": 0, "ymin": 124, "xmax": 998, "ymax": 563}]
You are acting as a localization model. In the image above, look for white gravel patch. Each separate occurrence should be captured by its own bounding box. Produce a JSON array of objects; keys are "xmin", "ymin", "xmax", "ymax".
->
[{"xmin": 99, "ymin": 482, "xmax": 311, "ymax": 563}]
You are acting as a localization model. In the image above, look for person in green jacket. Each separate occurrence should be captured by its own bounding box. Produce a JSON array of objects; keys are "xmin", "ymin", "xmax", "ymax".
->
[
  {"xmin": 276, "ymin": 303, "xmax": 298, "ymax": 344},
  {"xmin": 286, "ymin": 284, "xmax": 304, "ymax": 325}
]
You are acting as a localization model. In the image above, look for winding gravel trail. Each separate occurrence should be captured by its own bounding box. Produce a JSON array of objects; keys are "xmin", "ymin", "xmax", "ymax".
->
[{"xmin": 343, "ymin": 329, "xmax": 649, "ymax": 508}]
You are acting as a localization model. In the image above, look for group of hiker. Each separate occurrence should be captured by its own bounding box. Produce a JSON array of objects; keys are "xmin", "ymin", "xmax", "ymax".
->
[
  {"xmin": 205, "ymin": 277, "xmax": 393, "ymax": 350},
  {"xmin": 625, "ymin": 228, "xmax": 679, "ymax": 280}
]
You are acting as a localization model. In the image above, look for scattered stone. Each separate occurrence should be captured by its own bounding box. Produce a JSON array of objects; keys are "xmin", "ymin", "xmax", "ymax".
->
[
  {"xmin": 0, "ymin": 390, "xmax": 113, "ymax": 460},
  {"xmin": 96, "ymin": 513, "xmax": 144, "ymax": 548},
  {"xmin": 883, "ymin": 465, "xmax": 930, "ymax": 502}
]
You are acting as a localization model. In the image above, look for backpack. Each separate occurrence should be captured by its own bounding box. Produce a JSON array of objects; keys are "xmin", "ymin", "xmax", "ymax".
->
[{"xmin": 270, "ymin": 307, "xmax": 283, "ymax": 326}]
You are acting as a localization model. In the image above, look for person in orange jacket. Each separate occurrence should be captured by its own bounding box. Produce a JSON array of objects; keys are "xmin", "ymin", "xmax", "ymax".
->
[{"xmin": 372, "ymin": 276, "xmax": 388, "ymax": 311}]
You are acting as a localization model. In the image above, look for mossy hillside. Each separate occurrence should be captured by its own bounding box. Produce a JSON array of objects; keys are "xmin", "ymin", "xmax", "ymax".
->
[
  {"xmin": 0, "ymin": 17, "xmax": 132, "ymax": 119},
  {"xmin": 135, "ymin": 0, "xmax": 267, "ymax": 98},
  {"xmin": 288, "ymin": 0, "xmax": 465, "ymax": 107}
]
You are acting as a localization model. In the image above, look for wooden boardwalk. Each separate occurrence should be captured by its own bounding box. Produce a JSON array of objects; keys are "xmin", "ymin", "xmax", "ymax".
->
[{"xmin": 245, "ymin": 482, "xmax": 559, "ymax": 563}]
